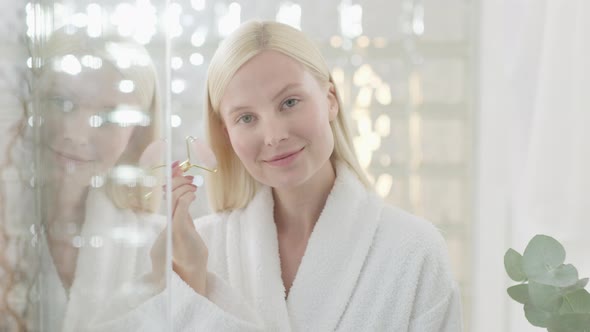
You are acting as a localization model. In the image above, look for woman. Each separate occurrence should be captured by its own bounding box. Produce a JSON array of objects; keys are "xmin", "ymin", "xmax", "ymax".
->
[
  {"xmin": 94, "ymin": 20, "xmax": 463, "ymax": 331},
  {"xmin": 0, "ymin": 27, "xmax": 163, "ymax": 331}
]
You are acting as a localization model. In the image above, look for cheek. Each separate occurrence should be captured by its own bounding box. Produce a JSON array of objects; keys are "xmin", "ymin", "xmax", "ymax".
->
[
  {"xmin": 299, "ymin": 105, "xmax": 331, "ymax": 139},
  {"xmin": 227, "ymin": 128, "xmax": 260, "ymax": 164},
  {"xmin": 42, "ymin": 115, "xmax": 64, "ymax": 140},
  {"xmin": 95, "ymin": 127, "xmax": 135, "ymax": 164}
]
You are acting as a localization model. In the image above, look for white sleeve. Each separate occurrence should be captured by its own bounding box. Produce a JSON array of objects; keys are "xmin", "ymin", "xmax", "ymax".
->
[
  {"xmin": 409, "ymin": 283, "xmax": 463, "ymax": 332},
  {"xmin": 408, "ymin": 227, "xmax": 464, "ymax": 332},
  {"xmin": 87, "ymin": 271, "xmax": 265, "ymax": 332}
]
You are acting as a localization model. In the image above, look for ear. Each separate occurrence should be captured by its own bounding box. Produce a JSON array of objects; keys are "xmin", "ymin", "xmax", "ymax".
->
[{"xmin": 326, "ymin": 82, "xmax": 339, "ymax": 122}]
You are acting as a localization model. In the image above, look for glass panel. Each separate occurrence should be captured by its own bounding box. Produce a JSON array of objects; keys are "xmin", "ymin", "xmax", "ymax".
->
[{"xmin": 1, "ymin": 0, "xmax": 172, "ymax": 330}]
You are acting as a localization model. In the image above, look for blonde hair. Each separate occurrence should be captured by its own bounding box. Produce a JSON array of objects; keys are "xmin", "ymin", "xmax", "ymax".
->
[
  {"xmin": 34, "ymin": 29, "xmax": 162, "ymax": 213},
  {"xmin": 205, "ymin": 20, "xmax": 370, "ymax": 212}
]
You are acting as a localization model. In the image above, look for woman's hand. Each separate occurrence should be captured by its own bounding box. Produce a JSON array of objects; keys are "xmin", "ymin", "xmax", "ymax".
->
[{"xmin": 149, "ymin": 161, "xmax": 208, "ymax": 295}]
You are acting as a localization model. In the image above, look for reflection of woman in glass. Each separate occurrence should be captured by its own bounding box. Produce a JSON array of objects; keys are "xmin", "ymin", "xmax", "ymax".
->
[
  {"xmin": 0, "ymin": 28, "xmax": 162, "ymax": 331},
  {"xmin": 97, "ymin": 21, "xmax": 463, "ymax": 331}
]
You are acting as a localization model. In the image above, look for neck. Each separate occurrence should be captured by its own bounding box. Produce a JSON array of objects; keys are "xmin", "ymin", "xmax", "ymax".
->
[
  {"xmin": 43, "ymin": 182, "xmax": 89, "ymax": 231},
  {"xmin": 272, "ymin": 161, "xmax": 337, "ymax": 240}
]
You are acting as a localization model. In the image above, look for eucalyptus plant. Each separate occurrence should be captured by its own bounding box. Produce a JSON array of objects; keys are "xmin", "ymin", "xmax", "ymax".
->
[{"xmin": 505, "ymin": 235, "xmax": 590, "ymax": 331}]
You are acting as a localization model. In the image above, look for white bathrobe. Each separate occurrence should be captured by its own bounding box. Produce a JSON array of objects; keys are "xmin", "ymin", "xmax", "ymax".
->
[
  {"xmin": 91, "ymin": 164, "xmax": 463, "ymax": 331},
  {"xmin": 36, "ymin": 189, "xmax": 164, "ymax": 332}
]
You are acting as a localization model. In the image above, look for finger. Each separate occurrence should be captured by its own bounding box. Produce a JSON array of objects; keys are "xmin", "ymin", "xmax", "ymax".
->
[
  {"xmin": 172, "ymin": 190, "xmax": 196, "ymax": 232},
  {"xmin": 172, "ymin": 183, "xmax": 197, "ymax": 215},
  {"xmin": 173, "ymin": 165, "xmax": 183, "ymax": 177},
  {"xmin": 163, "ymin": 175, "xmax": 194, "ymax": 194},
  {"xmin": 170, "ymin": 175, "xmax": 194, "ymax": 191}
]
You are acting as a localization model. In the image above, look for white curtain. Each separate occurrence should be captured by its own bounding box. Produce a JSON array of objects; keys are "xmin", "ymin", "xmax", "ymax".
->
[{"xmin": 475, "ymin": 0, "xmax": 590, "ymax": 331}]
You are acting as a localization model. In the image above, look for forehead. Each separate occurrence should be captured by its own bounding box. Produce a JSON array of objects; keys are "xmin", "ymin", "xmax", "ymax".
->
[
  {"xmin": 220, "ymin": 50, "xmax": 315, "ymax": 110},
  {"xmin": 39, "ymin": 66, "xmax": 142, "ymax": 107},
  {"xmin": 233, "ymin": 50, "xmax": 306, "ymax": 85}
]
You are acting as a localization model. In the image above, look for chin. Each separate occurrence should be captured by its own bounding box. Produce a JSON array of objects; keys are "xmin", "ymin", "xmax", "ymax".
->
[{"xmin": 265, "ymin": 171, "xmax": 312, "ymax": 190}]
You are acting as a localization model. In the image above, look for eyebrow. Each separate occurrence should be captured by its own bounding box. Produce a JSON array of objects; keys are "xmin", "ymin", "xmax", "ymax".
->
[
  {"xmin": 271, "ymin": 82, "xmax": 302, "ymax": 102},
  {"xmin": 226, "ymin": 82, "xmax": 303, "ymax": 116}
]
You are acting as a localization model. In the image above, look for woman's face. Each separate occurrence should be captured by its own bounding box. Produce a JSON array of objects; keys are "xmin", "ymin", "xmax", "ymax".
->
[
  {"xmin": 40, "ymin": 66, "xmax": 143, "ymax": 187},
  {"xmin": 219, "ymin": 50, "xmax": 339, "ymax": 189}
]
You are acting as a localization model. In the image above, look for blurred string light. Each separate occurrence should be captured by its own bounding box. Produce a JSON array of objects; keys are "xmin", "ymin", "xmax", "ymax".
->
[
  {"xmin": 166, "ymin": 2, "xmax": 184, "ymax": 38},
  {"xmin": 338, "ymin": 1, "xmax": 362, "ymax": 39},
  {"xmin": 26, "ymin": 2, "xmax": 52, "ymax": 39},
  {"xmin": 71, "ymin": 12, "xmax": 88, "ymax": 28},
  {"xmin": 190, "ymin": 26, "xmax": 208, "ymax": 47},
  {"xmin": 374, "ymin": 114, "xmax": 391, "ymax": 137},
  {"xmin": 216, "ymin": 2, "xmax": 241, "ymax": 37},
  {"xmin": 373, "ymin": 37, "xmax": 387, "ymax": 48},
  {"xmin": 412, "ymin": 3, "xmax": 424, "ymax": 36},
  {"xmin": 89, "ymin": 115, "xmax": 104, "ymax": 128},
  {"xmin": 86, "ymin": 3, "xmax": 103, "ymax": 37},
  {"xmin": 189, "ymin": 52, "xmax": 204, "ymax": 66},
  {"xmin": 118, "ymin": 80, "xmax": 135, "ymax": 93},
  {"xmin": 276, "ymin": 1, "xmax": 302, "ymax": 30},
  {"xmin": 356, "ymin": 35, "xmax": 370, "ymax": 48},
  {"xmin": 81, "ymin": 55, "xmax": 103, "ymax": 69},
  {"xmin": 399, "ymin": 0, "xmax": 426, "ymax": 209},
  {"xmin": 108, "ymin": 106, "xmax": 151, "ymax": 127},
  {"xmin": 408, "ymin": 71, "xmax": 423, "ymax": 106},
  {"xmin": 171, "ymin": 114, "xmax": 182, "ymax": 127},
  {"xmin": 348, "ymin": 63, "xmax": 393, "ymax": 171},
  {"xmin": 171, "ymin": 79, "xmax": 186, "ymax": 94},
  {"xmin": 190, "ymin": 0, "xmax": 206, "ymax": 11},
  {"xmin": 59, "ymin": 54, "xmax": 82, "ymax": 75},
  {"xmin": 111, "ymin": 0, "xmax": 157, "ymax": 44},
  {"xmin": 90, "ymin": 175, "xmax": 105, "ymax": 188},
  {"xmin": 110, "ymin": 225, "xmax": 151, "ymax": 246},
  {"xmin": 171, "ymin": 56, "xmax": 183, "ymax": 70},
  {"xmin": 375, "ymin": 174, "xmax": 393, "ymax": 198},
  {"xmin": 106, "ymin": 42, "xmax": 151, "ymax": 68},
  {"xmin": 330, "ymin": 36, "xmax": 343, "ymax": 48},
  {"xmin": 110, "ymin": 165, "xmax": 143, "ymax": 186}
]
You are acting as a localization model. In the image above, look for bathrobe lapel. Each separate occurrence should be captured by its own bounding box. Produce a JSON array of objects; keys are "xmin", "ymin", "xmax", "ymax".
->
[
  {"xmin": 229, "ymin": 164, "xmax": 382, "ymax": 331},
  {"xmin": 61, "ymin": 190, "xmax": 163, "ymax": 332},
  {"xmin": 286, "ymin": 165, "xmax": 382, "ymax": 331},
  {"xmin": 227, "ymin": 187, "xmax": 292, "ymax": 331}
]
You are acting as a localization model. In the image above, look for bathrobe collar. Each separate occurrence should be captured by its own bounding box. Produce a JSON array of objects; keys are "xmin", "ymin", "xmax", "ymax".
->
[
  {"xmin": 40, "ymin": 189, "xmax": 163, "ymax": 332},
  {"xmin": 229, "ymin": 163, "xmax": 383, "ymax": 331}
]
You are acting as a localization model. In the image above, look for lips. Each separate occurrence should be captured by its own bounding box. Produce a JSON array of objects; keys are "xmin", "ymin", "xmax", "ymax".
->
[
  {"xmin": 265, "ymin": 148, "xmax": 304, "ymax": 162},
  {"xmin": 49, "ymin": 146, "xmax": 93, "ymax": 163}
]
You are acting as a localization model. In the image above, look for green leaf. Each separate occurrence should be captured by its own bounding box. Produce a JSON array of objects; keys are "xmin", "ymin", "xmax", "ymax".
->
[
  {"xmin": 565, "ymin": 289, "xmax": 590, "ymax": 313},
  {"xmin": 505, "ymin": 248, "xmax": 527, "ymax": 282},
  {"xmin": 551, "ymin": 313, "xmax": 590, "ymax": 331},
  {"xmin": 562, "ymin": 278, "xmax": 590, "ymax": 296},
  {"xmin": 508, "ymin": 284, "xmax": 530, "ymax": 304},
  {"xmin": 524, "ymin": 303, "xmax": 555, "ymax": 328},
  {"xmin": 529, "ymin": 281, "xmax": 563, "ymax": 312},
  {"xmin": 522, "ymin": 235, "xmax": 579, "ymax": 287}
]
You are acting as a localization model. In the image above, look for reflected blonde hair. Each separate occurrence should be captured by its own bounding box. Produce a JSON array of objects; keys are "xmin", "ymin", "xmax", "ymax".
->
[
  {"xmin": 205, "ymin": 20, "xmax": 370, "ymax": 212},
  {"xmin": 34, "ymin": 29, "xmax": 162, "ymax": 212}
]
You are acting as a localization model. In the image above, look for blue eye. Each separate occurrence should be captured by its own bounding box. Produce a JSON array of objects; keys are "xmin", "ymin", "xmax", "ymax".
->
[
  {"xmin": 238, "ymin": 114, "xmax": 254, "ymax": 124},
  {"xmin": 48, "ymin": 97, "xmax": 75, "ymax": 113},
  {"xmin": 283, "ymin": 98, "xmax": 299, "ymax": 108}
]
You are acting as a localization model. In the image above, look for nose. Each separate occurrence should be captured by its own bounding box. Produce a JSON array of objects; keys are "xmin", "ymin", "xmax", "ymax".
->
[
  {"xmin": 263, "ymin": 115, "xmax": 288, "ymax": 146},
  {"xmin": 60, "ymin": 110, "xmax": 92, "ymax": 147}
]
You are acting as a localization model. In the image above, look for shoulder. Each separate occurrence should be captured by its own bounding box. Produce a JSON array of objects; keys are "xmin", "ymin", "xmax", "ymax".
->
[
  {"xmin": 370, "ymin": 199, "xmax": 460, "ymax": 310},
  {"xmin": 371, "ymin": 197, "xmax": 451, "ymax": 266}
]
